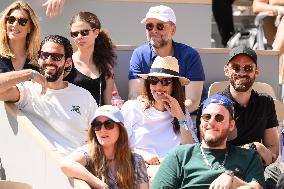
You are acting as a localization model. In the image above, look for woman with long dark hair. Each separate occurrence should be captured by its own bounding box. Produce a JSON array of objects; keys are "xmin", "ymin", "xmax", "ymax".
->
[
  {"xmin": 65, "ymin": 12, "xmax": 116, "ymax": 106},
  {"xmin": 121, "ymin": 56, "xmax": 197, "ymax": 167},
  {"xmin": 60, "ymin": 105, "xmax": 149, "ymax": 189},
  {"xmin": 0, "ymin": 1, "xmax": 40, "ymax": 73}
]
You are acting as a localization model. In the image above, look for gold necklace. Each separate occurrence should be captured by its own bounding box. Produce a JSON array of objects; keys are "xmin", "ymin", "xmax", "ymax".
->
[{"xmin": 199, "ymin": 144, "xmax": 228, "ymax": 170}]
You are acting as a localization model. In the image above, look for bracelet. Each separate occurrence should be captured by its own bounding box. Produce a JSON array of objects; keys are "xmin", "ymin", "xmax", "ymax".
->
[
  {"xmin": 31, "ymin": 70, "xmax": 36, "ymax": 80},
  {"xmin": 178, "ymin": 120, "xmax": 187, "ymax": 125}
]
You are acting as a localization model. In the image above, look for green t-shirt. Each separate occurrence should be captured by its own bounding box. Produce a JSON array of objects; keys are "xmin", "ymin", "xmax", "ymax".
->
[{"xmin": 151, "ymin": 144, "xmax": 265, "ymax": 189}]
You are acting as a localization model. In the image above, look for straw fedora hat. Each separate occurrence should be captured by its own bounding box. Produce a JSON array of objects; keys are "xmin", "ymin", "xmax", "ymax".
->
[{"xmin": 138, "ymin": 56, "xmax": 190, "ymax": 86}]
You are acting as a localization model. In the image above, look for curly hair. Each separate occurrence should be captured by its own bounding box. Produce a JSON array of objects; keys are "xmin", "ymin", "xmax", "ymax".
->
[
  {"xmin": 86, "ymin": 122, "xmax": 135, "ymax": 188},
  {"xmin": 69, "ymin": 12, "xmax": 116, "ymax": 78},
  {"xmin": 142, "ymin": 77, "xmax": 185, "ymax": 134},
  {"xmin": 0, "ymin": 1, "xmax": 40, "ymax": 65},
  {"xmin": 40, "ymin": 35, "xmax": 73, "ymax": 60}
]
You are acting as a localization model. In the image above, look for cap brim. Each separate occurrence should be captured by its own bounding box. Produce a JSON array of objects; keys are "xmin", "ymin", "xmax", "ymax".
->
[
  {"xmin": 137, "ymin": 73, "xmax": 190, "ymax": 86},
  {"xmin": 140, "ymin": 16, "xmax": 171, "ymax": 24}
]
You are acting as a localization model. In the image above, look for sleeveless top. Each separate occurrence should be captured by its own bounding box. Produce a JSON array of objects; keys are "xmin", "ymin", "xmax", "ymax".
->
[
  {"xmin": 0, "ymin": 56, "xmax": 39, "ymax": 73},
  {"xmin": 65, "ymin": 66, "xmax": 106, "ymax": 106}
]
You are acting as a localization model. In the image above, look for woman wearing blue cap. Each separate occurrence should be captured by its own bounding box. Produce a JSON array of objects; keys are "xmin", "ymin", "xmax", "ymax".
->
[{"xmin": 60, "ymin": 105, "xmax": 149, "ymax": 189}]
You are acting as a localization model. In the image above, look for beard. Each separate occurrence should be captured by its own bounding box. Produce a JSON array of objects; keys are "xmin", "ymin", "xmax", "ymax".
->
[
  {"xmin": 40, "ymin": 64, "xmax": 65, "ymax": 82},
  {"xmin": 147, "ymin": 34, "xmax": 172, "ymax": 49},
  {"xmin": 201, "ymin": 128, "xmax": 229, "ymax": 147},
  {"xmin": 229, "ymin": 74, "xmax": 255, "ymax": 92}
]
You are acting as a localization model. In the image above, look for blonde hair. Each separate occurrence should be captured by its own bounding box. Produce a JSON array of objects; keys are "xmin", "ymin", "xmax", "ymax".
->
[
  {"xmin": 86, "ymin": 122, "xmax": 135, "ymax": 188},
  {"xmin": 0, "ymin": 1, "xmax": 40, "ymax": 65}
]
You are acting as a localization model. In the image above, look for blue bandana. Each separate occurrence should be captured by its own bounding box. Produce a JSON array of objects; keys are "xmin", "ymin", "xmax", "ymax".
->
[{"xmin": 202, "ymin": 94, "xmax": 234, "ymax": 118}]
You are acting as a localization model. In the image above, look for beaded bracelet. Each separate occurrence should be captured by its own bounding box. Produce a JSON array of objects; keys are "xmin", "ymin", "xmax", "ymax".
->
[{"xmin": 178, "ymin": 120, "xmax": 187, "ymax": 125}]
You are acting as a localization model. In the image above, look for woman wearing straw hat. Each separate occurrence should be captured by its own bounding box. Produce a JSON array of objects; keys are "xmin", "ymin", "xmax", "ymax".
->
[
  {"xmin": 121, "ymin": 56, "xmax": 197, "ymax": 167},
  {"xmin": 61, "ymin": 105, "xmax": 149, "ymax": 189}
]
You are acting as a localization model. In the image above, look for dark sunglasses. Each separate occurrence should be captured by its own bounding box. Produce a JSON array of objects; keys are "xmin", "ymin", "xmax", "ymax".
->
[
  {"xmin": 147, "ymin": 76, "xmax": 173, "ymax": 86},
  {"xmin": 145, "ymin": 23, "xmax": 168, "ymax": 31},
  {"xmin": 228, "ymin": 63, "xmax": 255, "ymax": 74},
  {"xmin": 39, "ymin": 51, "xmax": 65, "ymax": 61},
  {"xmin": 91, "ymin": 119, "xmax": 115, "ymax": 132},
  {"xmin": 201, "ymin": 113, "xmax": 225, "ymax": 123},
  {"xmin": 70, "ymin": 29, "xmax": 94, "ymax": 38},
  {"xmin": 6, "ymin": 16, "xmax": 28, "ymax": 26}
]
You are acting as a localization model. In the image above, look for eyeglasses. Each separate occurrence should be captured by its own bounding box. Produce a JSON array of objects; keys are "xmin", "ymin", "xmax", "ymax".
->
[
  {"xmin": 145, "ymin": 23, "xmax": 169, "ymax": 31},
  {"xmin": 201, "ymin": 113, "xmax": 225, "ymax": 123},
  {"xmin": 39, "ymin": 51, "xmax": 65, "ymax": 61},
  {"xmin": 228, "ymin": 63, "xmax": 255, "ymax": 74},
  {"xmin": 70, "ymin": 29, "xmax": 94, "ymax": 38},
  {"xmin": 147, "ymin": 76, "xmax": 173, "ymax": 86},
  {"xmin": 6, "ymin": 16, "xmax": 28, "ymax": 26},
  {"xmin": 91, "ymin": 119, "xmax": 115, "ymax": 131}
]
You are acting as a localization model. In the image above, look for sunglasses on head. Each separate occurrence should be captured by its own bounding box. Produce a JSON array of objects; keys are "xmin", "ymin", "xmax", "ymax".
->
[
  {"xmin": 145, "ymin": 23, "xmax": 169, "ymax": 31},
  {"xmin": 39, "ymin": 51, "xmax": 65, "ymax": 61},
  {"xmin": 201, "ymin": 113, "xmax": 225, "ymax": 123},
  {"xmin": 6, "ymin": 16, "xmax": 28, "ymax": 26},
  {"xmin": 70, "ymin": 29, "xmax": 94, "ymax": 38},
  {"xmin": 91, "ymin": 119, "xmax": 115, "ymax": 132},
  {"xmin": 228, "ymin": 63, "xmax": 255, "ymax": 74},
  {"xmin": 147, "ymin": 76, "xmax": 173, "ymax": 86}
]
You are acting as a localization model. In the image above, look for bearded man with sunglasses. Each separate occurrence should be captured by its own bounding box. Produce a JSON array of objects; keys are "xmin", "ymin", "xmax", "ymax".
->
[
  {"xmin": 128, "ymin": 5, "xmax": 205, "ymax": 119},
  {"xmin": 152, "ymin": 94, "xmax": 265, "ymax": 189},
  {"xmin": 0, "ymin": 35, "xmax": 97, "ymax": 155}
]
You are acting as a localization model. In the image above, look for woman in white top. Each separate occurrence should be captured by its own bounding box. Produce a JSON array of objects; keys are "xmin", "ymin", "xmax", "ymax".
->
[{"xmin": 121, "ymin": 56, "xmax": 197, "ymax": 166}]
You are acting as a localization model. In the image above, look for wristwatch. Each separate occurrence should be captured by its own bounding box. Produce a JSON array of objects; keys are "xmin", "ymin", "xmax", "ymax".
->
[
  {"xmin": 224, "ymin": 170, "xmax": 234, "ymax": 180},
  {"xmin": 249, "ymin": 142, "xmax": 257, "ymax": 151}
]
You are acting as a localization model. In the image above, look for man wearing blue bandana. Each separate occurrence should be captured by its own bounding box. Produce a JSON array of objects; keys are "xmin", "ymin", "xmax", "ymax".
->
[{"xmin": 152, "ymin": 94, "xmax": 265, "ymax": 189}]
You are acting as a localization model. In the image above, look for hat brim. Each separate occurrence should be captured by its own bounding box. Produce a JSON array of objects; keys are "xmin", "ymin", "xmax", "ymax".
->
[
  {"xmin": 138, "ymin": 72, "xmax": 190, "ymax": 86},
  {"xmin": 141, "ymin": 16, "xmax": 171, "ymax": 24}
]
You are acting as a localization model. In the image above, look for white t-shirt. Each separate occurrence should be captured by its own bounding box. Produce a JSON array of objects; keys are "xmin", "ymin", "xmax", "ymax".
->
[
  {"xmin": 15, "ymin": 81, "xmax": 98, "ymax": 155},
  {"xmin": 121, "ymin": 100, "xmax": 181, "ymax": 158}
]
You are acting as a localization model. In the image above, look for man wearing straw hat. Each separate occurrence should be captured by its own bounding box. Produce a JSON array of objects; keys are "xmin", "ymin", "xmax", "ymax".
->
[
  {"xmin": 128, "ymin": 5, "xmax": 205, "ymax": 119},
  {"xmin": 0, "ymin": 35, "xmax": 97, "ymax": 155}
]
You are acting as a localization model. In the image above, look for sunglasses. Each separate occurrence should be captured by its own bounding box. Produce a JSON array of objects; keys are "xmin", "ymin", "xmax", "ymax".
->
[
  {"xmin": 39, "ymin": 51, "xmax": 65, "ymax": 61},
  {"xmin": 147, "ymin": 76, "xmax": 173, "ymax": 86},
  {"xmin": 70, "ymin": 29, "xmax": 94, "ymax": 38},
  {"xmin": 228, "ymin": 63, "xmax": 255, "ymax": 74},
  {"xmin": 145, "ymin": 23, "xmax": 169, "ymax": 31},
  {"xmin": 91, "ymin": 119, "xmax": 115, "ymax": 132},
  {"xmin": 201, "ymin": 113, "xmax": 225, "ymax": 123},
  {"xmin": 6, "ymin": 16, "xmax": 28, "ymax": 26}
]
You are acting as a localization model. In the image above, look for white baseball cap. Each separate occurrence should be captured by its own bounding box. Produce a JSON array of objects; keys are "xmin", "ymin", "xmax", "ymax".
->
[
  {"xmin": 141, "ymin": 5, "xmax": 176, "ymax": 24},
  {"xmin": 93, "ymin": 105, "xmax": 124, "ymax": 124}
]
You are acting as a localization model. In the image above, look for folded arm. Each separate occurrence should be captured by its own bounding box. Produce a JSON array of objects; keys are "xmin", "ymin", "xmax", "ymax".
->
[{"xmin": 60, "ymin": 151, "xmax": 107, "ymax": 189}]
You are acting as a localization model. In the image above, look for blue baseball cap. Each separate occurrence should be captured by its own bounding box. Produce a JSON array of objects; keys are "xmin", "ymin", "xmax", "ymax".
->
[
  {"xmin": 93, "ymin": 105, "xmax": 124, "ymax": 124},
  {"xmin": 203, "ymin": 94, "xmax": 234, "ymax": 118}
]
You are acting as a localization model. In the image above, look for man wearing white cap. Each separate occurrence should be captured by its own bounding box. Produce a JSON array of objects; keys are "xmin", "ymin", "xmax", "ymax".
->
[{"xmin": 128, "ymin": 5, "xmax": 205, "ymax": 117}]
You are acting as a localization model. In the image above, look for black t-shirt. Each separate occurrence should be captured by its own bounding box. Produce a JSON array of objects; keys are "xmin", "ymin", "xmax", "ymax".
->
[
  {"xmin": 64, "ymin": 65, "xmax": 106, "ymax": 106},
  {"xmin": 196, "ymin": 86, "xmax": 278, "ymax": 146},
  {"xmin": 0, "ymin": 56, "xmax": 39, "ymax": 73}
]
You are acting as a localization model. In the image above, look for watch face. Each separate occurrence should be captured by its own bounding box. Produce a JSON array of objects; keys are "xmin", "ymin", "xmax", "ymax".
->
[{"xmin": 225, "ymin": 170, "xmax": 234, "ymax": 177}]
